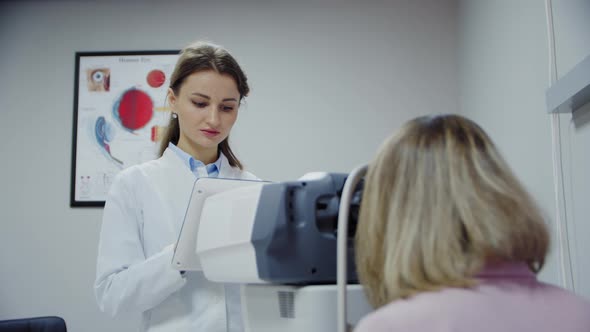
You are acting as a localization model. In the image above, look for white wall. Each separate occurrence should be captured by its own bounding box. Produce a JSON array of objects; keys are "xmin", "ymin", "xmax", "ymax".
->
[
  {"xmin": 552, "ymin": 0, "xmax": 590, "ymax": 301},
  {"xmin": 458, "ymin": 0, "xmax": 590, "ymax": 301},
  {"xmin": 0, "ymin": 1, "xmax": 458, "ymax": 331},
  {"xmin": 457, "ymin": 0, "xmax": 560, "ymax": 285}
]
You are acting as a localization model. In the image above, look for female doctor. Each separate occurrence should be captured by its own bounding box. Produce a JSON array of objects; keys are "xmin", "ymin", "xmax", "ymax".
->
[{"xmin": 94, "ymin": 41, "xmax": 258, "ymax": 332}]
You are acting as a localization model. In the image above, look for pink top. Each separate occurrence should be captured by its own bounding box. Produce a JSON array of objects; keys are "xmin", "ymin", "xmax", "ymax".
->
[{"xmin": 354, "ymin": 262, "xmax": 590, "ymax": 332}]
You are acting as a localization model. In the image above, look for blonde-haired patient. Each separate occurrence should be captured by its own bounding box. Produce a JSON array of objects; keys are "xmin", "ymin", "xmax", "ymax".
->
[{"xmin": 354, "ymin": 114, "xmax": 590, "ymax": 332}]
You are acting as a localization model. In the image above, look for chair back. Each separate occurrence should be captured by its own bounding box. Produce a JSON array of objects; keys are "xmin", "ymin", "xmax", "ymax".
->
[{"xmin": 0, "ymin": 316, "xmax": 67, "ymax": 332}]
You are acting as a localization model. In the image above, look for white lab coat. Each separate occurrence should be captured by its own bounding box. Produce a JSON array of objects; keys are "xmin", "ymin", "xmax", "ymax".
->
[{"xmin": 94, "ymin": 147, "xmax": 258, "ymax": 332}]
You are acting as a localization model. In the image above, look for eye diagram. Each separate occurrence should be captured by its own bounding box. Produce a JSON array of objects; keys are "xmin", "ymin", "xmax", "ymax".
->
[
  {"xmin": 151, "ymin": 125, "xmax": 165, "ymax": 142},
  {"xmin": 80, "ymin": 175, "xmax": 91, "ymax": 196},
  {"xmin": 113, "ymin": 89, "xmax": 154, "ymax": 132},
  {"xmin": 87, "ymin": 68, "xmax": 110, "ymax": 92},
  {"xmin": 95, "ymin": 116, "xmax": 123, "ymax": 166},
  {"xmin": 147, "ymin": 69, "xmax": 166, "ymax": 88}
]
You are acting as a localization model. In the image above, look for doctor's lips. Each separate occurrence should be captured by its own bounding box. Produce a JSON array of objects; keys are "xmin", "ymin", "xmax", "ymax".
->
[{"xmin": 201, "ymin": 129, "xmax": 220, "ymax": 137}]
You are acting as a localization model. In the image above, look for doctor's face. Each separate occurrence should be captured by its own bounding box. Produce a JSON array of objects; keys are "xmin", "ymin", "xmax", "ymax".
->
[{"xmin": 169, "ymin": 70, "xmax": 240, "ymax": 154}]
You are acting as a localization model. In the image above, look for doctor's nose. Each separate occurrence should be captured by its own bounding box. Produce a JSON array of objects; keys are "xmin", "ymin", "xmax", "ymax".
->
[{"xmin": 206, "ymin": 108, "xmax": 221, "ymax": 127}]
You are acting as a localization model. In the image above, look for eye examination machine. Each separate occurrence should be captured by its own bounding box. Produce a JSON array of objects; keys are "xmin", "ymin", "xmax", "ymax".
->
[{"xmin": 171, "ymin": 167, "xmax": 371, "ymax": 332}]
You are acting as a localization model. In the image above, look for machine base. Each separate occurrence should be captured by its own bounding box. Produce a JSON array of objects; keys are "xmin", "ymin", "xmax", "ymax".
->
[{"xmin": 241, "ymin": 284, "xmax": 372, "ymax": 332}]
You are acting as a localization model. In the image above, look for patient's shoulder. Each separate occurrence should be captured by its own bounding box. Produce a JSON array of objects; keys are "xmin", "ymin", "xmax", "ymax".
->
[{"xmin": 354, "ymin": 292, "xmax": 447, "ymax": 331}]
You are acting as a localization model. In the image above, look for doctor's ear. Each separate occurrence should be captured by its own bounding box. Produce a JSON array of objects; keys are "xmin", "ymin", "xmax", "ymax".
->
[{"xmin": 167, "ymin": 88, "xmax": 177, "ymax": 107}]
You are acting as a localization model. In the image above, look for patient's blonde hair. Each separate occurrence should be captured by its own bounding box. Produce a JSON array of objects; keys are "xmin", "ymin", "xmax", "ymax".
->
[{"xmin": 355, "ymin": 114, "xmax": 549, "ymax": 308}]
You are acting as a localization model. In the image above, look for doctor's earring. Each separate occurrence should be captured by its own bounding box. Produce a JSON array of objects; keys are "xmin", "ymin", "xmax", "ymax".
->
[{"xmin": 172, "ymin": 113, "xmax": 178, "ymax": 119}]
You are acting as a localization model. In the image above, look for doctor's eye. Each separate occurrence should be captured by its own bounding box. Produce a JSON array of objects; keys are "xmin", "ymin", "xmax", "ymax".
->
[
  {"xmin": 92, "ymin": 70, "xmax": 105, "ymax": 83},
  {"xmin": 192, "ymin": 101, "xmax": 208, "ymax": 108}
]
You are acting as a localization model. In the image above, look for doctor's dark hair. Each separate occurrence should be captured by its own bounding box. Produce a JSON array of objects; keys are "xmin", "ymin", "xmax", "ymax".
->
[
  {"xmin": 355, "ymin": 114, "xmax": 549, "ymax": 308},
  {"xmin": 158, "ymin": 41, "xmax": 250, "ymax": 169}
]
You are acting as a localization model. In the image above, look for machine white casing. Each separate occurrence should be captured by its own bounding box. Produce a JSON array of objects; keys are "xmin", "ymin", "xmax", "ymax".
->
[
  {"xmin": 196, "ymin": 184, "xmax": 267, "ymax": 283},
  {"xmin": 172, "ymin": 178, "xmax": 267, "ymax": 272}
]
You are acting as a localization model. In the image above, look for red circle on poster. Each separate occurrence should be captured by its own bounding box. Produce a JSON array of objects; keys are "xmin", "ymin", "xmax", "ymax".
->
[
  {"xmin": 117, "ymin": 89, "xmax": 153, "ymax": 130},
  {"xmin": 147, "ymin": 70, "xmax": 166, "ymax": 88}
]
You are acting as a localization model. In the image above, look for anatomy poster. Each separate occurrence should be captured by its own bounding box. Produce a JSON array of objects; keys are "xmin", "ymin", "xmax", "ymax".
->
[{"xmin": 71, "ymin": 51, "xmax": 179, "ymax": 207}]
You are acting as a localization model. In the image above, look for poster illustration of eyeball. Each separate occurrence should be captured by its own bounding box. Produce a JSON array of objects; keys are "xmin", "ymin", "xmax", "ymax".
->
[
  {"xmin": 87, "ymin": 68, "xmax": 110, "ymax": 92},
  {"xmin": 72, "ymin": 51, "xmax": 179, "ymax": 205}
]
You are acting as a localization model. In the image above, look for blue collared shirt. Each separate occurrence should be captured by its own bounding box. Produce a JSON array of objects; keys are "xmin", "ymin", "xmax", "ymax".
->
[{"xmin": 168, "ymin": 143, "xmax": 221, "ymax": 178}]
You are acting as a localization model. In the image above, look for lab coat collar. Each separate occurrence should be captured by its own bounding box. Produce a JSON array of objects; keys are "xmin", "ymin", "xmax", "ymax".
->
[
  {"xmin": 162, "ymin": 147, "xmax": 239, "ymax": 179},
  {"xmin": 217, "ymin": 153, "xmax": 241, "ymax": 179}
]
